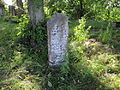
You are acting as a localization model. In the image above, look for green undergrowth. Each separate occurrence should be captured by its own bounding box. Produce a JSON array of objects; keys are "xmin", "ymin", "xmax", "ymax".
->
[
  {"xmin": 0, "ymin": 17, "xmax": 120, "ymax": 90},
  {"xmin": 0, "ymin": 17, "xmax": 47, "ymax": 89}
]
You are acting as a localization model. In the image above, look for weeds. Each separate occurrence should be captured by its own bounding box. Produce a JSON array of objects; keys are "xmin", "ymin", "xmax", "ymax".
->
[
  {"xmin": 99, "ymin": 22, "xmax": 112, "ymax": 43},
  {"xmin": 0, "ymin": 17, "xmax": 119, "ymax": 90}
]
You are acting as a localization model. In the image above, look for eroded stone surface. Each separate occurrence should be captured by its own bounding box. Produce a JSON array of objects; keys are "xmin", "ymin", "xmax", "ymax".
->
[{"xmin": 47, "ymin": 13, "xmax": 69, "ymax": 67}]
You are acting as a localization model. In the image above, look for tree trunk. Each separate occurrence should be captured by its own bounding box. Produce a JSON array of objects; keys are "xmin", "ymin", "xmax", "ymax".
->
[
  {"xmin": 16, "ymin": 0, "xmax": 24, "ymax": 17},
  {"xmin": 0, "ymin": 5, "xmax": 4, "ymax": 18},
  {"xmin": 16, "ymin": 0, "xmax": 24, "ymax": 9},
  {"xmin": 28, "ymin": 0, "xmax": 45, "ymax": 26},
  {"xmin": 9, "ymin": 5, "xmax": 16, "ymax": 16},
  {"xmin": 77, "ymin": 0, "xmax": 83, "ymax": 18}
]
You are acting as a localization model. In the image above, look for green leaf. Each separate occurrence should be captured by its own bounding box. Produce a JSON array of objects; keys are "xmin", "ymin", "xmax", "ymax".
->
[
  {"xmin": 60, "ymin": 77, "xmax": 65, "ymax": 80},
  {"xmin": 48, "ymin": 81, "xmax": 52, "ymax": 87}
]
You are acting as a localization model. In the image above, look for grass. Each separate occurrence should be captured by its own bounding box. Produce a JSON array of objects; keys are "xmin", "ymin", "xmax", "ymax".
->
[
  {"xmin": 68, "ymin": 19, "xmax": 120, "ymax": 90},
  {"xmin": 0, "ymin": 18, "xmax": 43, "ymax": 89},
  {"xmin": 0, "ymin": 18, "xmax": 120, "ymax": 90}
]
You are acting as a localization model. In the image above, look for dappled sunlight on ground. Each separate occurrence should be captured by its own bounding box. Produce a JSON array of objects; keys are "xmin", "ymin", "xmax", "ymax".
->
[{"xmin": 0, "ymin": 19, "xmax": 120, "ymax": 89}]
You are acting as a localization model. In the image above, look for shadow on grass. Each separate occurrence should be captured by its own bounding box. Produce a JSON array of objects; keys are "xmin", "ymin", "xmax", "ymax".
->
[
  {"xmin": 0, "ymin": 35, "xmax": 48, "ymax": 89},
  {"xmin": 44, "ymin": 56, "xmax": 113, "ymax": 90},
  {"xmin": 0, "ymin": 20, "xmax": 49, "ymax": 89}
]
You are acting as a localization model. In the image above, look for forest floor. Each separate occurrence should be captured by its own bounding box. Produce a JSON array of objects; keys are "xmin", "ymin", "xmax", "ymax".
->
[{"xmin": 0, "ymin": 18, "xmax": 120, "ymax": 90}]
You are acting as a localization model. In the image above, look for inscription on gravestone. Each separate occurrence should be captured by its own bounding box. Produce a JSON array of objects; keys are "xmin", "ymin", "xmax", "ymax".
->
[{"xmin": 47, "ymin": 13, "xmax": 69, "ymax": 67}]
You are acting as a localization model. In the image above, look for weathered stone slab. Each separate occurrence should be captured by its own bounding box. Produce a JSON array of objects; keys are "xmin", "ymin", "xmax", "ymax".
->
[{"xmin": 47, "ymin": 13, "xmax": 69, "ymax": 67}]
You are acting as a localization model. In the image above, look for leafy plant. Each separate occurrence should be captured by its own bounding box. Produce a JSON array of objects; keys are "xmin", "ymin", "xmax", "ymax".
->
[
  {"xmin": 69, "ymin": 17, "xmax": 91, "ymax": 57},
  {"xmin": 3, "ymin": 16, "xmax": 19, "ymax": 23},
  {"xmin": 99, "ymin": 22, "xmax": 112, "ymax": 43}
]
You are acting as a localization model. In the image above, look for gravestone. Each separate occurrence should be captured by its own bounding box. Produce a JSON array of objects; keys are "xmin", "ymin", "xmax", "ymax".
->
[
  {"xmin": 9, "ymin": 5, "xmax": 16, "ymax": 16},
  {"xmin": 0, "ymin": 5, "xmax": 4, "ymax": 18},
  {"xmin": 47, "ymin": 13, "xmax": 69, "ymax": 67}
]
